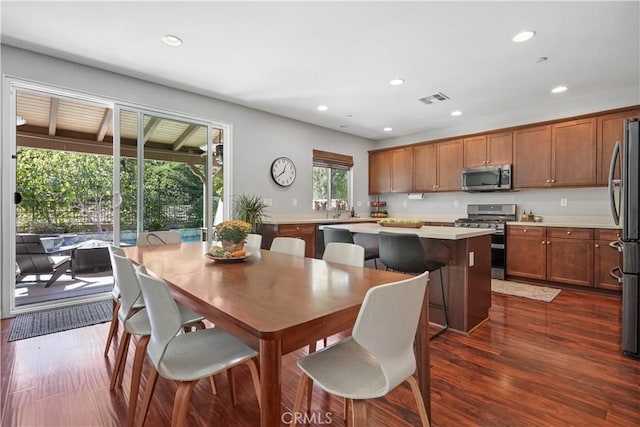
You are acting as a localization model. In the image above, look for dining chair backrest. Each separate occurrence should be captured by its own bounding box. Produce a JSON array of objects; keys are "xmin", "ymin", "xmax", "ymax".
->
[
  {"xmin": 378, "ymin": 231, "xmax": 429, "ymax": 274},
  {"xmin": 109, "ymin": 249, "xmax": 142, "ymax": 318},
  {"xmin": 138, "ymin": 231, "xmax": 182, "ymax": 246},
  {"xmin": 136, "ymin": 268, "xmax": 185, "ymax": 368},
  {"xmin": 108, "ymin": 245, "xmax": 126, "ymax": 298},
  {"xmin": 270, "ymin": 237, "xmax": 305, "ymax": 257},
  {"xmin": 323, "ymin": 227, "xmax": 355, "ymax": 246},
  {"xmin": 246, "ymin": 233, "xmax": 263, "ymax": 249},
  {"xmin": 322, "ymin": 242, "xmax": 365, "ymax": 267},
  {"xmin": 351, "ymin": 271, "xmax": 429, "ymax": 392}
]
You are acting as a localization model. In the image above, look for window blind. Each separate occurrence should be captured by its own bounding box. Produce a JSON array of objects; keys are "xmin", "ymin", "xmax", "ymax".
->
[{"xmin": 312, "ymin": 149, "xmax": 354, "ymax": 170}]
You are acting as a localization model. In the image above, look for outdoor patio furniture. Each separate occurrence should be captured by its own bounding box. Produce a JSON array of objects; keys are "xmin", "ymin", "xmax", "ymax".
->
[
  {"xmin": 16, "ymin": 234, "xmax": 71, "ymax": 288},
  {"xmin": 71, "ymin": 246, "xmax": 112, "ymax": 277}
]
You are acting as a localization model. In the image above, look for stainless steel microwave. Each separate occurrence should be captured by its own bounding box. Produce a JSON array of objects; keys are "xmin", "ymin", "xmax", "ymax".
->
[{"xmin": 461, "ymin": 165, "xmax": 512, "ymax": 192}]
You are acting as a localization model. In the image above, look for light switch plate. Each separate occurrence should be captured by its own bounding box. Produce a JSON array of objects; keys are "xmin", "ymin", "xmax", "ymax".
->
[{"xmin": 560, "ymin": 198, "xmax": 568, "ymax": 207}]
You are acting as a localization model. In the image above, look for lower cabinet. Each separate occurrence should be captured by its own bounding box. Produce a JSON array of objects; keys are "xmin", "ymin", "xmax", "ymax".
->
[
  {"xmin": 507, "ymin": 225, "xmax": 622, "ymax": 290},
  {"xmin": 260, "ymin": 223, "xmax": 316, "ymax": 258}
]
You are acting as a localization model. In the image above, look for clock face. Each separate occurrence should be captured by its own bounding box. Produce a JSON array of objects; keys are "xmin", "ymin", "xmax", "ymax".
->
[{"xmin": 270, "ymin": 157, "xmax": 296, "ymax": 187}]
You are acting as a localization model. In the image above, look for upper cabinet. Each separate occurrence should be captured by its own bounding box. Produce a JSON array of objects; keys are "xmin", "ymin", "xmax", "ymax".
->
[
  {"xmin": 369, "ymin": 106, "xmax": 638, "ymax": 194},
  {"xmin": 514, "ymin": 119, "xmax": 597, "ymax": 188},
  {"xmin": 514, "ymin": 125, "xmax": 552, "ymax": 188},
  {"xmin": 368, "ymin": 147, "xmax": 413, "ymax": 194},
  {"xmin": 596, "ymin": 110, "xmax": 640, "ymax": 185},
  {"xmin": 414, "ymin": 139, "xmax": 463, "ymax": 192},
  {"xmin": 463, "ymin": 132, "xmax": 512, "ymax": 168},
  {"xmin": 551, "ymin": 118, "xmax": 597, "ymax": 187}
]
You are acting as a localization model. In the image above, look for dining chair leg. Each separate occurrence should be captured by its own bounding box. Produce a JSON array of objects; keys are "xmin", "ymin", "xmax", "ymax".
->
[
  {"xmin": 172, "ymin": 381, "xmax": 198, "ymax": 427},
  {"xmin": 243, "ymin": 359, "xmax": 261, "ymax": 407},
  {"xmin": 136, "ymin": 367, "xmax": 159, "ymax": 427},
  {"xmin": 291, "ymin": 373, "xmax": 309, "ymax": 427},
  {"xmin": 110, "ymin": 331, "xmax": 131, "ymax": 390},
  {"xmin": 209, "ymin": 375, "xmax": 218, "ymax": 396},
  {"xmin": 227, "ymin": 368, "xmax": 237, "ymax": 406},
  {"xmin": 351, "ymin": 399, "xmax": 367, "ymax": 427},
  {"xmin": 127, "ymin": 335, "xmax": 150, "ymax": 427},
  {"xmin": 343, "ymin": 398, "xmax": 350, "ymax": 423},
  {"xmin": 406, "ymin": 375, "xmax": 430, "ymax": 427},
  {"xmin": 104, "ymin": 300, "xmax": 120, "ymax": 357}
]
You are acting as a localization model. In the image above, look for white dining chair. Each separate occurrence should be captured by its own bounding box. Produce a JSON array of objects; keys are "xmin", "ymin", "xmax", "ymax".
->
[
  {"xmin": 291, "ymin": 271, "xmax": 431, "ymax": 427},
  {"xmin": 322, "ymin": 242, "xmax": 365, "ymax": 268},
  {"xmin": 245, "ymin": 233, "xmax": 263, "ymax": 250},
  {"xmin": 270, "ymin": 237, "xmax": 305, "ymax": 257},
  {"xmin": 108, "ymin": 250, "xmax": 205, "ymax": 427},
  {"xmin": 137, "ymin": 230, "xmax": 182, "ymax": 246},
  {"xmin": 136, "ymin": 268, "xmax": 261, "ymax": 427},
  {"xmin": 104, "ymin": 245, "xmax": 127, "ymax": 357}
]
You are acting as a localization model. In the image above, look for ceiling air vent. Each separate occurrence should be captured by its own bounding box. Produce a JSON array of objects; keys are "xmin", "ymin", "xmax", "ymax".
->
[{"xmin": 419, "ymin": 92, "xmax": 450, "ymax": 105}]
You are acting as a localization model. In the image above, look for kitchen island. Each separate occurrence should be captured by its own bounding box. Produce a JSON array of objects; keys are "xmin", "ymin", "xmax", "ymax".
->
[{"xmin": 327, "ymin": 222, "xmax": 495, "ymax": 334}]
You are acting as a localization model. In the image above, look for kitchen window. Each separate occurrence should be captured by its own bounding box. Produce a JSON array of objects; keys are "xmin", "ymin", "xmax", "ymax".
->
[{"xmin": 312, "ymin": 150, "xmax": 353, "ymax": 213}]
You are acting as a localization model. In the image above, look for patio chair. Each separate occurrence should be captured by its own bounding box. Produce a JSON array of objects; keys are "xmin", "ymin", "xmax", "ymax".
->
[{"xmin": 16, "ymin": 234, "xmax": 71, "ymax": 288}]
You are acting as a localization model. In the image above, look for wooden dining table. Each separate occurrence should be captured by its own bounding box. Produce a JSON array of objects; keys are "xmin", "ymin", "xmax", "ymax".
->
[{"xmin": 123, "ymin": 242, "xmax": 430, "ymax": 427}]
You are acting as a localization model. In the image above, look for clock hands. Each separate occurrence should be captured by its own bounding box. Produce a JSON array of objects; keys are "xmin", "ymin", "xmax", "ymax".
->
[{"xmin": 275, "ymin": 164, "xmax": 288, "ymax": 178}]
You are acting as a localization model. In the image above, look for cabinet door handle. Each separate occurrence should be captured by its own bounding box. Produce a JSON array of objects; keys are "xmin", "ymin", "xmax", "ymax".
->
[
  {"xmin": 566, "ymin": 231, "xmax": 571, "ymax": 235},
  {"xmin": 542, "ymin": 240, "xmax": 546, "ymax": 244},
  {"xmin": 609, "ymin": 266, "xmax": 623, "ymax": 283},
  {"xmin": 546, "ymin": 179, "xmax": 551, "ymax": 183},
  {"xmin": 595, "ymin": 244, "xmax": 600, "ymax": 248},
  {"xmin": 551, "ymin": 179, "xmax": 556, "ymax": 183},
  {"xmin": 546, "ymin": 241, "xmax": 550, "ymax": 245},
  {"xmin": 523, "ymin": 229, "xmax": 527, "ymax": 233}
]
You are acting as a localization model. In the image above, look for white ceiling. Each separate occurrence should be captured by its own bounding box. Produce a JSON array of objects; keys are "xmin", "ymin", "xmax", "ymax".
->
[{"xmin": 1, "ymin": 1, "xmax": 639, "ymax": 141}]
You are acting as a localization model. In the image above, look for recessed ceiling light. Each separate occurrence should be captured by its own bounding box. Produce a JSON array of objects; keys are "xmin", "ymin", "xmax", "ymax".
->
[
  {"xmin": 162, "ymin": 34, "xmax": 183, "ymax": 47},
  {"xmin": 512, "ymin": 30, "xmax": 536, "ymax": 43},
  {"xmin": 389, "ymin": 78, "xmax": 405, "ymax": 86},
  {"xmin": 551, "ymin": 85, "xmax": 568, "ymax": 94},
  {"xmin": 451, "ymin": 111, "xmax": 462, "ymax": 116},
  {"xmin": 317, "ymin": 105, "xmax": 328, "ymax": 111},
  {"xmin": 383, "ymin": 127, "xmax": 393, "ymax": 132}
]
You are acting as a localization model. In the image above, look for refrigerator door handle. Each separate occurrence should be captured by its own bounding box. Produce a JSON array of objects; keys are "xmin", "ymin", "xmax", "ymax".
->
[
  {"xmin": 609, "ymin": 266, "xmax": 623, "ymax": 283},
  {"xmin": 608, "ymin": 141, "xmax": 621, "ymax": 225}
]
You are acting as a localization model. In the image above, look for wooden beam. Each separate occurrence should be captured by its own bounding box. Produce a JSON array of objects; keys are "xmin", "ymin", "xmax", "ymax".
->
[
  {"xmin": 143, "ymin": 117, "xmax": 160, "ymax": 144},
  {"xmin": 17, "ymin": 132, "xmax": 205, "ymax": 165},
  {"xmin": 172, "ymin": 124, "xmax": 200, "ymax": 151},
  {"xmin": 96, "ymin": 108, "xmax": 113, "ymax": 142},
  {"xmin": 48, "ymin": 98, "xmax": 59, "ymax": 136}
]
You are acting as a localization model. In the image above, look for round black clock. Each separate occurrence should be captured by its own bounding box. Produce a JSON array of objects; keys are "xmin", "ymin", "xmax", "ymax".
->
[{"xmin": 270, "ymin": 157, "xmax": 296, "ymax": 187}]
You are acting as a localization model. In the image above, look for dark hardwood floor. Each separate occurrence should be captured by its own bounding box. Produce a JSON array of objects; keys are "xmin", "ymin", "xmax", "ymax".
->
[{"xmin": 2, "ymin": 288, "xmax": 639, "ymax": 426}]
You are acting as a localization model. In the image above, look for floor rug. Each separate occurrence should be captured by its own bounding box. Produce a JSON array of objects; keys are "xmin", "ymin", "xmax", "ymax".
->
[
  {"xmin": 491, "ymin": 279, "xmax": 561, "ymax": 302},
  {"xmin": 8, "ymin": 300, "xmax": 112, "ymax": 342}
]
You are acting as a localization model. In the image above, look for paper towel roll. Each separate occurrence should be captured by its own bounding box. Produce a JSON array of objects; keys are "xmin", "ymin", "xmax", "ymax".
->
[{"xmin": 408, "ymin": 193, "xmax": 425, "ymax": 200}]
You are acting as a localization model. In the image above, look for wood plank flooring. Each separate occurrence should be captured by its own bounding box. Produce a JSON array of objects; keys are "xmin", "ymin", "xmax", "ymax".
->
[{"xmin": 2, "ymin": 288, "xmax": 639, "ymax": 426}]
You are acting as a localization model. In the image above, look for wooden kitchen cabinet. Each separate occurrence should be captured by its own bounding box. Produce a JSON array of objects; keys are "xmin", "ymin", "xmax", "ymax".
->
[
  {"xmin": 514, "ymin": 125, "xmax": 552, "ymax": 188},
  {"xmin": 413, "ymin": 143, "xmax": 437, "ymax": 192},
  {"xmin": 546, "ymin": 227, "xmax": 594, "ymax": 287},
  {"xmin": 260, "ymin": 223, "xmax": 316, "ymax": 258},
  {"xmin": 414, "ymin": 139, "xmax": 463, "ymax": 192},
  {"xmin": 596, "ymin": 110, "xmax": 640, "ymax": 185},
  {"xmin": 594, "ymin": 229, "xmax": 622, "ymax": 291},
  {"xmin": 463, "ymin": 131, "xmax": 512, "ymax": 168},
  {"xmin": 368, "ymin": 147, "xmax": 413, "ymax": 194},
  {"xmin": 551, "ymin": 118, "xmax": 597, "ymax": 187},
  {"xmin": 506, "ymin": 225, "xmax": 547, "ymax": 280}
]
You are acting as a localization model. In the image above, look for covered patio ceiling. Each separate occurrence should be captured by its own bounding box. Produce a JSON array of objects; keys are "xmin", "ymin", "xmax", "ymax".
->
[{"xmin": 15, "ymin": 90, "xmax": 222, "ymax": 166}]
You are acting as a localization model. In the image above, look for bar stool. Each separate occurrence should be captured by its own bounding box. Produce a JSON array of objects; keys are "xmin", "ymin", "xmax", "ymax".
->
[
  {"xmin": 323, "ymin": 227, "xmax": 378, "ymax": 268},
  {"xmin": 378, "ymin": 231, "xmax": 449, "ymax": 339}
]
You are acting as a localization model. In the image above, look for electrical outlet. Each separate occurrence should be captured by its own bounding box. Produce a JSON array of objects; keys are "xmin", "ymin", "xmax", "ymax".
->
[
  {"xmin": 357, "ymin": 201, "xmax": 362, "ymax": 207},
  {"xmin": 560, "ymin": 198, "xmax": 568, "ymax": 207},
  {"xmin": 292, "ymin": 198, "xmax": 297, "ymax": 206},
  {"xmin": 469, "ymin": 251, "xmax": 475, "ymax": 267},
  {"xmin": 454, "ymin": 199, "xmax": 459, "ymax": 207},
  {"xmin": 263, "ymin": 198, "xmax": 272, "ymax": 207},
  {"xmin": 402, "ymin": 200, "xmax": 407, "ymax": 207}
]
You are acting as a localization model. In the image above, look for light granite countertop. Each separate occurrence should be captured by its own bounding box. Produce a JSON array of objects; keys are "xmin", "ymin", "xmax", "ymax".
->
[
  {"xmin": 324, "ymin": 222, "xmax": 494, "ymax": 240},
  {"xmin": 506, "ymin": 221, "xmax": 621, "ymax": 229}
]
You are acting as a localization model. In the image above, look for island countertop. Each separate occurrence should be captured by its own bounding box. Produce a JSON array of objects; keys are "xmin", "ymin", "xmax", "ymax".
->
[{"xmin": 324, "ymin": 222, "xmax": 495, "ymax": 240}]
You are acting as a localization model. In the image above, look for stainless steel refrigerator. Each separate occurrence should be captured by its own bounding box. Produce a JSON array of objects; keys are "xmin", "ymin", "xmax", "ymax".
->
[{"xmin": 609, "ymin": 118, "xmax": 640, "ymax": 359}]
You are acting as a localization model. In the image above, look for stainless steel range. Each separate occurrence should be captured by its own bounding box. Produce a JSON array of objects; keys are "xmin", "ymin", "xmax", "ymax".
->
[{"xmin": 454, "ymin": 204, "xmax": 517, "ymax": 280}]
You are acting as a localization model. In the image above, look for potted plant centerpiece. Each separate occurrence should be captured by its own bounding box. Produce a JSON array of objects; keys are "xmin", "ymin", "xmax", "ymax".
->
[{"xmin": 214, "ymin": 220, "xmax": 252, "ymax": 253}]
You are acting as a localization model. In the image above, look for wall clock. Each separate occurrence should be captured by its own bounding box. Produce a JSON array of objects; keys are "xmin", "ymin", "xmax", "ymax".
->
[{"xmin": 270, "ymin": 157, "xmax": 296, "ymax": 187}]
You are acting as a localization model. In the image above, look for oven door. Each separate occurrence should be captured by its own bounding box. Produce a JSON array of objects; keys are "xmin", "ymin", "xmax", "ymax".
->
[{"xmin": 491, "ymin": 232, "xmax": 506, "ymax": 279}]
